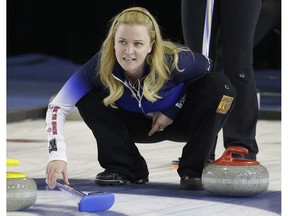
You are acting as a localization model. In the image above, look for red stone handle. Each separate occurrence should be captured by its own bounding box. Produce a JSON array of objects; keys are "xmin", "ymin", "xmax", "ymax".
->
[
  {"xmin": 212, "ymin": 146, "xmax": 259, "ymax": 166},
  {"xmin": 224, "ymin": 146, "xmax": 248, "ymax": 158}
]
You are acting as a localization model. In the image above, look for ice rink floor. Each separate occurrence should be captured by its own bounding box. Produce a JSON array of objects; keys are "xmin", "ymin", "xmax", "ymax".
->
[{"xmin": 6, "ymin": 118, "xmax": 282, "ymax": 216}]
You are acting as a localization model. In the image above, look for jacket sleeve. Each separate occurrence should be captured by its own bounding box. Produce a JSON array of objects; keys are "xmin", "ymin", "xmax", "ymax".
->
[
  {"xmin": 46, "ymin": 103, "xmax": 70, "ymax": 163},
  {"xmin": 45, "ymin": 53, "xmax": 100, "ymax": 162},
  {"xmin": 161, "ymin": 51, "xmax": 212, "ymax": 119}
]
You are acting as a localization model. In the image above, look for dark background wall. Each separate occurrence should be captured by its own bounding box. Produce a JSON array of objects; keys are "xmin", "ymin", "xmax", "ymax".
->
[
  {"xmin": 7, "ymin": 0, "xmax": 184, "ymax": 64},
  {"xmin": 7, "ymin": 0, "xmax": 281, "ymax": 68}
]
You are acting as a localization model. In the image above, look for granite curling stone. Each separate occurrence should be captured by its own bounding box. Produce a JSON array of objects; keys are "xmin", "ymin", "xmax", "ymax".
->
[
  {"xmin": 7, "ymin": 158, "xmax": 37, "ymax": 211},
  {"xmin": 202, "ymin": 146, "xmax": 269, "ymax": 197}
]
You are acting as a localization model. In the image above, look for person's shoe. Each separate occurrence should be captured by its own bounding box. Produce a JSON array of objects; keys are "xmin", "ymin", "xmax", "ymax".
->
[
  {"xmin": 172, "ymin": 157, "xmax": 181, "ymax": 169},
  {"xmin": 180, "ymin": 175, "xmax": 203, "ymax": 190},
  {"xmin": 95, "ymin": 170, "xmax": 148, "ymax": 186},
  {"xmin": 133, "ymin": 177, "xmax": 149, "ymax": 184},
  {"xmin": 172, "ymin": 157, "xmax": 214, "ymax": 169}
]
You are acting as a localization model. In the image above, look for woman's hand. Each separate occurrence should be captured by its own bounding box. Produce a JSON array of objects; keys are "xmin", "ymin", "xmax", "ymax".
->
[
  {"xmin": 148, "ymin": 112, "xmax": 173, "ymax": 136},
  {"xmin": 46, "ymin": 160, "xmax": 69, "ymax": 189}
]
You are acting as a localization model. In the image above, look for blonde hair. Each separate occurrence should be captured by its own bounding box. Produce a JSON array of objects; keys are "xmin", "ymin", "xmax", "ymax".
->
[{"xmin": 98, "ymin": 7, "xmax": 189, "ymax": 107}]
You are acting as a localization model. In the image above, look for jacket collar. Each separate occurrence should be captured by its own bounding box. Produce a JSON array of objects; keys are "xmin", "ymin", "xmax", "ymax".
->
[{"xmin": 112, "ymin": 62, "xmax": 150, "ymax": 82}]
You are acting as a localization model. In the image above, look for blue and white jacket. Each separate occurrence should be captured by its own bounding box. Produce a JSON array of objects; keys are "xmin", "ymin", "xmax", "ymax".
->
[{"xmin": 45, "ymin": 50, "xmax": 211, "ymax": 162}]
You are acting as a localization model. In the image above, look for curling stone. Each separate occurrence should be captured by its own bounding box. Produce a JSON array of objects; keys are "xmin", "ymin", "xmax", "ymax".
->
[
  {"xmin": 202, "ymin": 146, "xmax": 269, "ymax": 197},
  {"xmin": 7, "ymin": 158, "xmax": 37, "ymax": 211}
]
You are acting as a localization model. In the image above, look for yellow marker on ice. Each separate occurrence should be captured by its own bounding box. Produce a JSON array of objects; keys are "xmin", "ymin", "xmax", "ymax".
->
[{"xmin": 6, "ymin": 158, "xmax": 20, "ymax": 166}]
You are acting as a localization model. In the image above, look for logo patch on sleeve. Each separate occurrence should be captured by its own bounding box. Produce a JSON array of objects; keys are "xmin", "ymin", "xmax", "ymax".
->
[
  {"xmin": 216, "ymin": 95, "xmax": 234, "ymax": 114},
  {"xmin": 49, "ymin": 138, "xmax": 57, "ymax": 153}
]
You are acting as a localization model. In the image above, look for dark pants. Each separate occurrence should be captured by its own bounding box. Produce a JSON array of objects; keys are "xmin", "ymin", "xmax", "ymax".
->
[
  {"xmin": 76, "ymin": 72, "xmax": 236, "ymax": 180},
  {"xmin": 181, "ymin": 0, "xmax": 261, "ymax": 159}
]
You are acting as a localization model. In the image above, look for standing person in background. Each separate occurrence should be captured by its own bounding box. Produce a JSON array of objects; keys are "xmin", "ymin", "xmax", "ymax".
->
[
  {"xmin": 181, "ymin": 0, "xmax": 262, "ymax": 160},
  {"xmin": 45, "ymin": 6, "xmax": 236, "ymax": 190}
]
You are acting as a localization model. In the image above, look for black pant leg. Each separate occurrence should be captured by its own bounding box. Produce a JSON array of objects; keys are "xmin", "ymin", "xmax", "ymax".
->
[
  {"xmin": 220, "ymin": 0, "xmax": 261, "ymax": 159},
  {"xmin": 174, "ymin": 72, "xmax": 236, "ymax": 177},
  {"xmin": 181, "ymin": 0, "xmax": 206, "ymax": 52},
  {"xmin": 75, "ymin": 89, "xmax": 149, "ymax": 180},
  {"xmin": 181, "ymin": 0, "xmax": 261, "ymax": 160}
]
